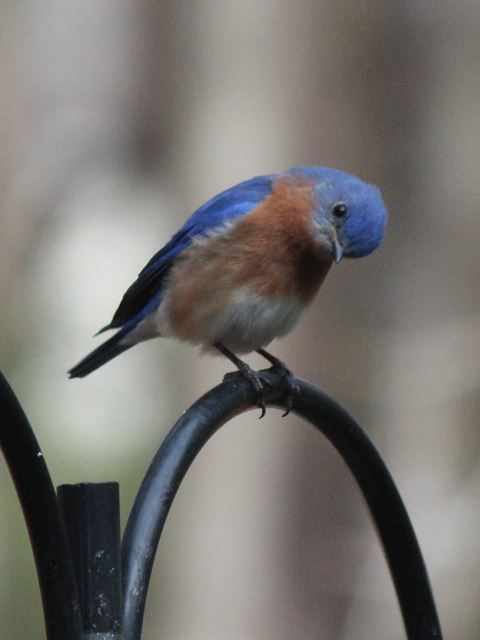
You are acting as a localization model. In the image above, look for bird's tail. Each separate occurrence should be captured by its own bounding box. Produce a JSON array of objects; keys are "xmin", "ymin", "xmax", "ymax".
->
[{"xmin": 68, "ymin": 327, "xmax": 133, "ymax": 378}]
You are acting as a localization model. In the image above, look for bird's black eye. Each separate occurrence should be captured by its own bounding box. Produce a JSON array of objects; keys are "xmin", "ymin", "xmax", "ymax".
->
[{"xmin": 332, "ymin": 202, "xmax": 348, "ymax": 217}]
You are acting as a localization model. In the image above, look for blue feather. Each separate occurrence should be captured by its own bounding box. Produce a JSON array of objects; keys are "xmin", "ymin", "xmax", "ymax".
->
[
  {"xmin": 139, "ymin": 174, "xmax": 275, "ymax": 278},
  {"xmin": 90, "ymin": 174, "xmax": 275, "ymax": 336}
]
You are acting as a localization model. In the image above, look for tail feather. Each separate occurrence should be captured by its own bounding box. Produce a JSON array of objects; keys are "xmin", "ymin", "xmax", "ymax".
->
[
  {"xmin": 94, "ymin": 324, "xmax": 112, "ymax": 337},
  {"xmin": 68, "ymin": 328, "xmax": 132, "ymax": 378}
]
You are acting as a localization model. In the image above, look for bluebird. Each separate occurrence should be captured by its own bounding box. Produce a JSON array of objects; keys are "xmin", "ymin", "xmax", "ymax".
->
[{"xmin": 69, "ymin": 166, "xmax": 387, "ymax": 414}]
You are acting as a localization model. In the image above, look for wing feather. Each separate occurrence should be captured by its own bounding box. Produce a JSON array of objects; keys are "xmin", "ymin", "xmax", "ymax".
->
[{"xmin": 104, "ymin": 174, "xmax": 275, "ymax": 329}]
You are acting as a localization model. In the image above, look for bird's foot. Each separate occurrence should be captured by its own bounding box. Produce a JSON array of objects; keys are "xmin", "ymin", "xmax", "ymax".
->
[
  {"xmin": 216, "ymin": 343, "xmax": 268, "ymax": 418},
  {"xmin": 224, "ymin": 363, "xmax": 268, "ymax": 418},
  {"xmin": 256, "ymin": 349, "xmax": 300, "ymax": 416}
]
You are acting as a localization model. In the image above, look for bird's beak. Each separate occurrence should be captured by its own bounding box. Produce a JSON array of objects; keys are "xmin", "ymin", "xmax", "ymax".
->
[{"xmin": 330, "ymin": 226, "xmax": 343, "ymax": 263}]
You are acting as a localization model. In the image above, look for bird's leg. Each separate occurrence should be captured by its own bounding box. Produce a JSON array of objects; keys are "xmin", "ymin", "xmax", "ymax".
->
[
  {"xmin": 256, "ymin": 348, "xmax": 300, "ymax": 416},
  {"xmin": 215, "ymin": 343, "xmax": 267, "ymax": 418}
]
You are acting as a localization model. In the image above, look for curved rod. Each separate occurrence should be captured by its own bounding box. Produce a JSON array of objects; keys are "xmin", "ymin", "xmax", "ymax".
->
[
  {"xmin": 0, "ymin": 372, "xmax": 83, "ymax": 640},
  {"xmin": 121, "ymin": 370, "xmax": 442, "ymax": 640}
]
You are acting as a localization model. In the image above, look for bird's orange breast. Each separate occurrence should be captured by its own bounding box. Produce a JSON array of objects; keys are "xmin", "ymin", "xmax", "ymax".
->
[{"xmin": 163, "ymin": 177, "xmax": 333, "ymax": 341}]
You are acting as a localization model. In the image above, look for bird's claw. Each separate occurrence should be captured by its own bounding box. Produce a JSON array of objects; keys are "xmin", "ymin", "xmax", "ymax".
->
[
  {"xmin": 256, "ymin": 350, "xmax": 299, "ymax": 416},
  {"xmin": 224, "ymin": 366, "xmax": 267, "ymax": 418},
  {"xmin": 269, "ymin": 366, "xmax": 299, "ymax": 416},
  {"xmin": 280, "ymin": 371, "xmax": 300, "ymax": 416},
  {"xmin": 221, "ymin": 345, "xmax": 299, "ymax": 418}
]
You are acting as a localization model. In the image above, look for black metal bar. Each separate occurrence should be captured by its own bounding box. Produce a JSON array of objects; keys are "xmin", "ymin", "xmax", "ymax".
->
[
  {"xmin": 293, "ymin": 379, "xmax": 443, "ymax": 640},
  {"xmin": 58, "ymin": 483, "xmax": 122, "ymax": 639},
  {"xmin": 121, "ymin": 370, "xmax": 443, "ymax": 640},
  {"xmin": 0, "ymin": 371, "xmax": 83, "ymax": 640}
]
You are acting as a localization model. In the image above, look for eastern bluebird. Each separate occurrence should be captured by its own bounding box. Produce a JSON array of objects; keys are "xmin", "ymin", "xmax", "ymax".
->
[{"xmin": 69, "ymin": 166, "xmax": 388, "ymax": 414}]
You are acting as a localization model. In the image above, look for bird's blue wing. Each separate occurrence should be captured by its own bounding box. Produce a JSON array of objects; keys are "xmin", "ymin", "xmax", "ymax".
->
[{"xmin": 105, "ymin": 174, "xmax": 275, "ymax": 329}]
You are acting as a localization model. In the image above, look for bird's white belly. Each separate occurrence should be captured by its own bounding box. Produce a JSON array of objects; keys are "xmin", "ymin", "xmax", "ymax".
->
[
  {"xmin": 214, "ymin": 289, "xmax": 305, "ymax": 352},
  {"xmin": 168, "ymin": 287, "xmax": 306, "ymax": 353}
]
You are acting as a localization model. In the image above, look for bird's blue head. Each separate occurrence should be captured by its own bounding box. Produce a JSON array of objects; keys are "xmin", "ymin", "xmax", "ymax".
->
[{"xmin": 287, "ymin": 166, "xmax": 388, "ymax": 261}]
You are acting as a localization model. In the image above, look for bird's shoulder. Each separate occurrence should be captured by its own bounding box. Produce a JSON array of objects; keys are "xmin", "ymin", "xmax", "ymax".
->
[{"xmin": 139, "ymin": 173, "xmax": 276, "ymax": 276}]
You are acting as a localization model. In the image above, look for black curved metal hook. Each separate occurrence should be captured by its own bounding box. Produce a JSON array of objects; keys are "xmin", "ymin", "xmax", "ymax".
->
[
  {"xmin": 0, "ymin": 372, "xmax": 83, "ymax": 640},
  {"xmin": 121, "ymin": 370, "xmax": 443, "ymax": 640}
]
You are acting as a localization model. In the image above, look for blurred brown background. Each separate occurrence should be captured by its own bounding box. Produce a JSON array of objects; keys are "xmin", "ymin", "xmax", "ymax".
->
[{"xmin": 1, "ymin": 2, "xmax": 480, "ymax": 638}]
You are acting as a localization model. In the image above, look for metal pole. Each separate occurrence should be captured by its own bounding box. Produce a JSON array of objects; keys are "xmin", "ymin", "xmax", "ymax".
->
[
  {"xmin": 0, "ymin": 371, "xmax": 83, "ymax": 640},
  {"xmin": 0, "ymin": 367, "xmax": 443, "ymax": 640},
  {"xmin": 121, "ymin": 370, "xmax": 443, "ymax": 640},
  {"xmin": 58, "ymin": 483, "xmax": 122, "ymax": 639}
]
